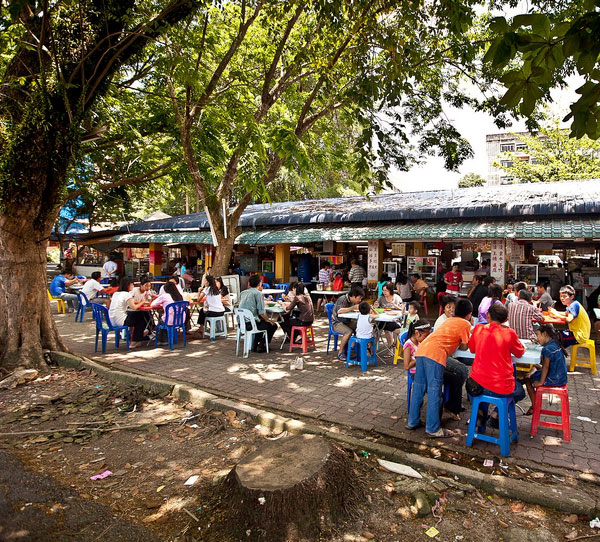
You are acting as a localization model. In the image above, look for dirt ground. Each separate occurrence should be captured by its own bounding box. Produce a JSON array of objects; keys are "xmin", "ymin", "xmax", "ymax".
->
[{"xmin": 0, "ymin": 367, "xmax": 598, "ymax": 542}]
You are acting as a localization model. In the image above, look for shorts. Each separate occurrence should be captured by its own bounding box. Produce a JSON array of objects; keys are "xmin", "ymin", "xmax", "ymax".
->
[
  {"xmin": 333, "ymin": 321, "xmax": 354, "ymax": 336},
  {"xmin": 560, "ymin": 330, "xmax": 577, "ymax": 348},
  {"xmin": 377, "ymin": 321, "xmax": 400, "ymax": 332}
]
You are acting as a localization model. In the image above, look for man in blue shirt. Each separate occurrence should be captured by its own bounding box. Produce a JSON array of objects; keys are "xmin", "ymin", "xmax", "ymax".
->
[
  {"xmin": 239, "ymin": 274, "xmax": 277, "ymax": 352},
  {"xmin": 49, "ymin": 272, "xmax": 80, "ymax": 312}
]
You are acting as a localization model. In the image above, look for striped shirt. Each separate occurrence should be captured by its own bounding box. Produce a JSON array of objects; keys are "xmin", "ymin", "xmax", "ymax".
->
[
  {"xmin": 507, "ymin": 299, "xmax": 544, "ymax": 340},
  {"xmin": 318, "ymin": 268, "xmax": 331, "ymax": 283},
  {"xmin": 348, "ymin": 265, "xmax": 365, "ymax": 283}
]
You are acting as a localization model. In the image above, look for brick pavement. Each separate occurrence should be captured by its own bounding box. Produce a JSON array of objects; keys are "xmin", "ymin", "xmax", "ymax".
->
[{"xmin": 54, "ymin": 311, "xmax": 600, "ymax": 476}]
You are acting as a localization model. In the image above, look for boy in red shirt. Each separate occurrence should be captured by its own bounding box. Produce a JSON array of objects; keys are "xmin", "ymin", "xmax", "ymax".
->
[
  {"xmin": 468, "ymin": 303, "xmax": 526, "ymax": 428},
  {"xmin": 406, "ymin": 298, "xmax": 473, "ymax": 438}
]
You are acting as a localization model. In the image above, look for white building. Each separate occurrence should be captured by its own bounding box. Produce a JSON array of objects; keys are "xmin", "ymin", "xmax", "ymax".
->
[{"xmin": 486, "ymin": 132, "xmax": 533, "ymax": 186}]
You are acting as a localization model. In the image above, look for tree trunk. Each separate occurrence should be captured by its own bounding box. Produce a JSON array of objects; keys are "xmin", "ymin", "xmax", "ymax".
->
[
  {"xmin": 208, "ymin": 435, "xmax": 363, "ymax": 542},
  {"xmin": 0, "ymin": 212, "xmax": 67, "ymax": 371},
  {"xmin": 211, "ymin": 231, "xmax": 237, "ymax": 276}
]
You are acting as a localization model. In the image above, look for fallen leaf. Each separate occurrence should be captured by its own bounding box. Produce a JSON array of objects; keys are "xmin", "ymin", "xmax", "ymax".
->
[
  {"xmin": 491, "ymin": 495, "xmax": 506, "ymax": 506},
  {"xmin": 150, "ymin": 433, "xmax": 159, "ymax": 441},
  {"xmin": 531, "ymin": 472, "xmax": 545, "ymax": 479},
  {"xmin": 497, "ymin": 519, "xmax": 508, "ymax": 528},
  {"xmin": 362, "ymin": 532, "xmax": 375, "ymax": 540},
  {"xmin": 515, "ymin": 466, "xmax": 527, "ymax": 474},
  {"xmin": 565, "ymin": 530, "xmax": 578, "ymax": 540},
  {"xmin": 156, "ymin": 457, "xmax": 166, "ymax": 462},
  {"xmin": 510, "ymin": 503, "xmax": 525, "ymax": 513},
  {"xmin": 156, "ymin": 485, "xmax": 165, "ymax": 492},
  {"xmin": 462, "ymin": 520, "xmax": 473, "ymax": 529},
  {"xmin": 564, "ymin": 514, "xmax": 578, "ymax": 524}
]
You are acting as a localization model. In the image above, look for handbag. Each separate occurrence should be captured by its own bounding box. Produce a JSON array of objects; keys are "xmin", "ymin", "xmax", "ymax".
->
[{"xmin": 466, "ymin": 376, "xmax": 484, "ymax": 397}]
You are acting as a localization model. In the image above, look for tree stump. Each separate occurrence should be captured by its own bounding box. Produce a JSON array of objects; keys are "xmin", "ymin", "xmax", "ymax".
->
[{"xmin": 218, "ymin": 434, "xmax": 363, "ymax": 541}]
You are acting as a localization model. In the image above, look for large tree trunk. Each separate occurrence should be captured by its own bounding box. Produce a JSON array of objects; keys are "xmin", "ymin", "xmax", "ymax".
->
[
  {"xmin": 0, "ymin": 209, "xmax": 67, "ymax": 371},
  {"xmin": 211, "ymin": 229, "xmax": 237, "ymax": 276}
]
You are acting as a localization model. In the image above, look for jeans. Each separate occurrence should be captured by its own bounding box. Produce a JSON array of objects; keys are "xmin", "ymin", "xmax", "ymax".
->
[
  {"xmin": 408, "ymin": 356, "xmax": 445, "ymax": 434},
  {"xmin": 444, "ymin": 357, "xmax": 469, "ymax": 415},
  {"xmin": 60, "ymin": 292, "xmax": 79, "ymax": 310}
]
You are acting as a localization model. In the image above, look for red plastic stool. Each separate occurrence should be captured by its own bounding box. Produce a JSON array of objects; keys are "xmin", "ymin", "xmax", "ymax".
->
[
  {"xmin": 530, "ymin": 385, "xmax": 571, "ymax": 442},
  {"xmin": 437, "ymin": 292, "xmax": 446, "ymax": 316},
  {"xmin": 289, "ymin": 326, "xmax": 316, "ymax": 353}
]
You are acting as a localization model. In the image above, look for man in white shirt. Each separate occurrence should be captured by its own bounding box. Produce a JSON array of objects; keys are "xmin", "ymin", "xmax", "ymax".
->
[
  {"xmin": 81, "ymin": 272, "xmax": 110, "ymax": 306},
  {"xmin": 102, "ymin": 257, "xmax": 118, "ymax": 278}
]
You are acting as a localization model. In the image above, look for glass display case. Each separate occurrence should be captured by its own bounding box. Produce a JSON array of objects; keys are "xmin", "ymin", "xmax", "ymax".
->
[
  {"xmin": 515, "ymin": 264, "xmax": 538, "ymax": 285},
  {"xmin": 407, "ymin": 256, "xmax": 437, "ymax": 286},
  {"xmin": 382, "ymin": 261, "xmax": 398, "ymax": 282}
]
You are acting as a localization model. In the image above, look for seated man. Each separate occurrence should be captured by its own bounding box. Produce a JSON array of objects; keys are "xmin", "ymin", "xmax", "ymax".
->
[
  {"xmin": 410, "ymin": 273, "xmax": 429, "ymax": 299},
  {"xmin": 238, "ymin": 274, "xmax": 277, "ymax": 353},
  {"xmin": 555, "ymin": 285, "xmax": 591, "ymax": 348},
  {"xmin": 49, "ymin": 271, "xmax": 80, "ymax": 312},
  {"xmin": 331, "ymin": 286, "xmax": 365, "ymax": 362},
  {"xmin": 534, "ymin": 281, "xmax": 554, "ymax": 311},
  {"xmin": 507, "ymin": 289, "xmax": 544, "ymax": 341},
  {"xmin": 80, "ymin": 271, "xmax": 110, "ymax": 307},
  {"xmin": 468, "ymin": 303, "xmax": 526, "ymax": 429}
]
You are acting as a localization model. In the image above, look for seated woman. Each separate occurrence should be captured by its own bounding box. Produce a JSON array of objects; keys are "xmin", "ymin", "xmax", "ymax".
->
[
  {"xmin": 477, "ymin": 284, "xmax": 503, "ymax": 325},
  {"xmin": 151, "ymin": 281, "xmax": 187, "ymax": 339},
  {"xmin": 280, "ymin": 282, "xmax": 314, "ymax": 339},
  {"xmin": 109, "ymin": 277, "xmax": 152, "ymax": 348},
  {"xmin": 196, "ymin": 275, "xmax": 226, "ymax": 335},
  {"xmin": 373, "ymin": 282, "xmax": 403, "ymax": 352},
  {"xmin": 215, "ymin": 276, "xmax": 232, "ymax": 312}
]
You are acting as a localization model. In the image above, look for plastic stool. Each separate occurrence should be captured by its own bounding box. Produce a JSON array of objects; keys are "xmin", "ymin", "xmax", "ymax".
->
[
  {"xmin": 393, "ymin": 338, "xmax": 403, "ymax": 365},
  {"xmin": 530, "ymin": 385, "xmax": 571, "ymax": 442},
  {"xmin": 437, "ymin": 292, "xmax": 446, "ymax": 316},
  {"xmin": 204, "ymin": 316, "xmax": 227, "ymax": 341},
  {"xmin": 346, "ymin": 337, "xmax": 377, "ymax": 372},
  {"xmin": 569, "ymin": 340, "xmax": 597, "ymax": 375},
  {"xmin": 419, "ymin": 292, "xmax": 429, "ymax": 316},
  {"xmin": 466, "ymin": 394, "xmax": 518, "ymax": 457},
  {"xmin": 289, "ymin": 326, "xmax": 315, "ymax": 353}
]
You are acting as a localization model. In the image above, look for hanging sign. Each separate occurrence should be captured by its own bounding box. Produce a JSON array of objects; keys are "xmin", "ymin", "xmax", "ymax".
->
[
  {"xmin": 367, "ymin": 240, "xmax": 379, "ymax": 281},
  {"xmin": 490, "ymin": 239, "xmax": 506, "ymax": 284},
  {"xmin": 506, "ymin": 239, "xmax": 524, "ymax": 262}
]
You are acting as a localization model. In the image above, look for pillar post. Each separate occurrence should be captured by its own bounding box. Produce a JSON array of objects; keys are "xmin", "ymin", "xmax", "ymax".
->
[
  {"xmin": 149, "ymin": 243, "xmax": 163, "ymax": 276},
  {"xmin": 275, "ymin": 244, "xmax": 290, "ymax": 282}
]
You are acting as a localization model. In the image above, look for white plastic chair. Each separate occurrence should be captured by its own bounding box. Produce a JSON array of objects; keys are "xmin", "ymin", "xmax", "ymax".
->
[{"xmin": 234, "ymin": 308, "xmax": 269, "ymax": 358}]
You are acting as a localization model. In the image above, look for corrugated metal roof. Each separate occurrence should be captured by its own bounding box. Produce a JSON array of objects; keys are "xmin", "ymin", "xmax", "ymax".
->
[
  {"xmin": 123, "ymin": 180, "xmax": 600, "ymax": 233},
  {"xmin": 112, "ymin": 218, "xmax": 600, "ymax": 246}
]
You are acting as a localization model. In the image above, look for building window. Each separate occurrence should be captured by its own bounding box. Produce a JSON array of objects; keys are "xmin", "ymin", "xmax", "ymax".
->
[
  {"xmin": 500, "ymin": 160, "xmax": 513, "ymax": 169},
  {"xmin": 515, "ymin": 143, "xmax": 528, "ymax": 152},
  {"xmin": 530, "ymin": 156, "xmax": 539, "ymax": 164},
  {"xmin": 500, "ymin": 176, "xmax": 515, "ymax": 184},
  {"xmin": 500, "ymin": 143, "xmax": 515, "ymax": 152}
]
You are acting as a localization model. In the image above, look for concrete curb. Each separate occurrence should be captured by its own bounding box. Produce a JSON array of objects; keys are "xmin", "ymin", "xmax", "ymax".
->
[{"xmin": 50, "ymin": 351, "xmax": 600, "ymax": 517}]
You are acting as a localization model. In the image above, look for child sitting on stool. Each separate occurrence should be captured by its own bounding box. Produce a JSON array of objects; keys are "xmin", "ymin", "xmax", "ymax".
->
[
  {"xmin": 522, "ymin": 324, "xmax": 568, "ymax": 415},
  {"xmin": 356, "ymin": 301, "xmax": 377, "ymax": 356}
]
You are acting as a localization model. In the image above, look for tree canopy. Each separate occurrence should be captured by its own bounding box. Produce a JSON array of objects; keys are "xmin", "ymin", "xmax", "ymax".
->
[
  {"xmin": 484, "ymin": 0, "xmax": 600, "ymax": 139},
  {"xmin": 458, "ymin": 172, "xmax": 486, "ymax": 188}
]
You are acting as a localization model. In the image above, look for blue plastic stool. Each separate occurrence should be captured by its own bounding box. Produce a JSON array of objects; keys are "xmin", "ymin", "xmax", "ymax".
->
[
  {"xmin": 406, "ymin": 370, "xmax": 450, "ymax": 413},
  {"xmin": 325, "ymin": 303, "xmax": 344, "ymax": 353},
  {"xmin": 346, "ymin": 337, "xmax": 377, "ymax": 372},
  {"xmin": 204, "ymin": 316, "xmax": 228, "ymax": 341},
  {"xmin": 466, "ymin": 394, "xmax": 518, "ymax": 457}
]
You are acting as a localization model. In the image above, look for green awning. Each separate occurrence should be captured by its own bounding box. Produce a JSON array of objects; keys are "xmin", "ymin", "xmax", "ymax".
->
[
  {"xmin": 112, "ymin": 218, "xmax": 600, "ymax": 246},
  {"xmin": 112, "ymin": 232, "xmax": 213, "ymax": 244}
]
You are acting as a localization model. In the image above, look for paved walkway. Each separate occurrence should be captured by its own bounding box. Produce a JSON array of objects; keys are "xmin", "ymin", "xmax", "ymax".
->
[{"xmin": 55, "ymin": 311, "xmax": 600, "ymax": 476}]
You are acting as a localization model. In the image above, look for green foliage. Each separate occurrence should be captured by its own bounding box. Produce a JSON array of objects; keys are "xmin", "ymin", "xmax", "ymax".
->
[
  {"xmin": 458, "ymin": 172, "xmax": 486, "ymax": 188},
  {"xmin": 493, "ymin": 120, "xmax": 600, "ymax": 182},
  {"xmin": 483, "ymin": 1, "xmax": 600, "ymax": 139}
]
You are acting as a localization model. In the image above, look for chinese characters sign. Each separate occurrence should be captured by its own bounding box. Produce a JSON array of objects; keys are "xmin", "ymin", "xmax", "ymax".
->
[
  {"xmin": 367, "ymin": 240, "xmax": 379, "ymax": 281},
  {"xmin": 490, "ymin": 239, "xmax": 505, "ymax": 284}
]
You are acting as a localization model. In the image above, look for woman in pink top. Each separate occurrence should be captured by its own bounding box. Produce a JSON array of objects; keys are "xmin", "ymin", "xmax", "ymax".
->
[{"xmin": 151, "ymin": 281, "xmax": 183, "ymax": 325}]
